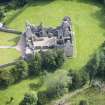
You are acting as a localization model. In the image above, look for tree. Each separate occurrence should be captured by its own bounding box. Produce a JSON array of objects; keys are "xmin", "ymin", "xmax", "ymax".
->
[
  {"xmin": 38, "ymin": 71, "xmax": 70, "ymax": 105},
  {"xmin": 55, "ymin": 49, "xmax": 65, "ymax": 67},
  {"xmin": 46, "ymin": 72, "xmax": 69, "ymax": 98},
  {"xmin": 29, "ymin": 53, "xmax": 42, "ymax": 75},
  {"xmin": 0, "ymin": 60, "xmax": 29, "ymax": 88},
  {"xmin": 19, "ymin": 92, "xmax": 38, "ymax": 105},
  {"xmin": 12, "ymin": 0, "xmax": 27, "ymax": 8},
  {"xmin": 85, "ymin": 42, "xmax": 105, "ymax": 81},
  {"xmin": 0, "ymin": 8, "xmax": 4, "ymax": 20},
  {"xmin": 41, "ymin": 49, "xmax": 65, "ymax": 71},
  {"xmin": 41, "ymin": 50, "xmax": 57, "ymax": 70},
  {"xmin": 86, "ymin": 54, "xmax": 99, "ymax": 85},
  {"xmin": 0, "ymin": 69, "xmax": 14, "ymax": 87},
  {"xmin": 96, "ymin": 46, "xmax": 105, "ymax": 79},
  {"xmin": 68, "ymin": 70, "xmax": 87, "ymax": 90},
  {"xmin": 79, "ymin": 100, "xmax": 88, "ymax": 105},
  {"xmin": 0, "ymin": 0, "xmax": 11, "ymax": 3},
  {"xmin": 11, "ymin": 60, "xmax": 28, "ymax": 82}
]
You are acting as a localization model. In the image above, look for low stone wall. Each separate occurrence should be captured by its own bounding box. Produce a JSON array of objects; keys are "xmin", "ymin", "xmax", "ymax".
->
[{"xmin": 0, "ymin": 27, "xmax": 22, "ymax": 34}]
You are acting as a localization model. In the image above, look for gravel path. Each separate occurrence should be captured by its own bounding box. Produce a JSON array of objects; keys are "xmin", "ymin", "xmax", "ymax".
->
[{"xmin": 0, "ymin": 46, "xmax": 16, "ymax": 49}]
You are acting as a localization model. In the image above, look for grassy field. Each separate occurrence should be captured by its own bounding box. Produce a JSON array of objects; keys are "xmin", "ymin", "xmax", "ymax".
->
[
  {"xmin": 0, "ymin": 32, "xmax": 19, "ymax": 46},
  {"xmin": 0, "ymin": 49, "xmax": 20, "ymax": 64},
  {"xmin": 7, "ymin": 0, "xmax": 105, "ymax": 70},
  {"xmin": 0, "ymin": 0, "xmax": 105, "ymax": 105},
  {"xmin": 0, "ymin": 25, "xmax": 20, "ymax": 65},
  {"xmin": 70, "ymin": 88, "xmax": 105, "ymax": 105},
  {"xmin": 0, "ymin": 77, "xmax": 41, "ymax": 105}
]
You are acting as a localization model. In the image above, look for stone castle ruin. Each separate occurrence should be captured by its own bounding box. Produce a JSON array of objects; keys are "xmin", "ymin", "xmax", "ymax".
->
[{"xmin": 17, "ymin": 16, "xmax": 74, "ymax": 59}]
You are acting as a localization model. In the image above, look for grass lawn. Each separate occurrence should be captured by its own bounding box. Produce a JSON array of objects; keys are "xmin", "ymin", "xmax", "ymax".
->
[
  {"xmin": 0, "ymin": 32, "xmax": 19, "ymax": 46},
  {"xmin": 7, "ymin": 0, "xmax": 105, "ymax": 70},
  {"xmin": 0, "ymin": 0, "xmax": 105, "ymax": 105},
  {"xmin": 0, "ymin": 30, "xmax": 20, "ymax": 65},
  {"xmin": 70, "ymin": 88, "xmax": 105, "ymax": 105},
  {"xmin": 0, "ymin": 77, "xmax": 41, "ymax": 105},
  {"xmin": 0, "ymin": 49, "xmax": 20, "ymax": 64}
]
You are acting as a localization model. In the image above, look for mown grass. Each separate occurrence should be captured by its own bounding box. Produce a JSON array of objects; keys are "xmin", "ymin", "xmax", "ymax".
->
[
  {"xmin": 0, "ymin": 49, "xmax": 20, "ymax": 64},
  {"xmin": 0, "ymin": 32, "xmax": 19, "ymax": 46},
  {"xmin": 0, "ymin": 0, "xmax": 105, "ymax": 105},
  {"xmin": 0, "ymin": 77, "xmax": 41, "ymax": 105},
  {"xmin": 7, "ymin": 0, "xmax": 105, "ymax": 70},
  {"xmin": 70, "ymin": 87, "xmax": 105, "ymax": 105}
]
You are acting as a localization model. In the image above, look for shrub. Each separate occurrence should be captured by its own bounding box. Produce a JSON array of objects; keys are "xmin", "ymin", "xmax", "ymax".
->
[
  {"xmin": 0, "ymin": 60, "xmax": 28, "ymax": 88},
  {"xmin": 68, "ymin": 70, "xmax": 87, "ymax": 90},
  {"xmin": 79, "ymin": 100, "xmax": 88, "ymax": 105},
  {"xmin": 19, "ymin": 92, "xmax": 38, "ymax": 105},
  {"xmin": 0, "ymin": 8, "xmax": 5, "ymax": 20},
  {"xmin": 11, "ymin": 60, "xmax": 28, "ymax": 82},
  {"xmin": 55, "ymin": 49, "xmax": 65, "ymax": 68},
  {"xmin": 37, "ymin": 90, "xmax": 49, "ymax": 105},
  {"xmin": 0, "ymin": 69, "xmax": 14, "ymax": 88}
]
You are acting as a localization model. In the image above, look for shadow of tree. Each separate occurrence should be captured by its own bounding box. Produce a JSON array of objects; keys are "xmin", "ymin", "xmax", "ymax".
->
[
  {"xmin": 92, "ymin": 7, "xmax": 105, "ymax": 29},
  {"xmin": 80, "ymin": 41, "xmax": 105, "ymax": 80},
  {"xmin": 76, "ymin": 0, "xmax": 105, "ymax": 37},
  {"xmin": 77, "ymin": 0, "xmax": 103, "ymax": 5},
  {"xmin": 64, "ymin": 0, "xmax": 102, "ymax": 5},
  {"xmin": 28, "ymin": 0, "xmax": 55, "ymax": 7}
]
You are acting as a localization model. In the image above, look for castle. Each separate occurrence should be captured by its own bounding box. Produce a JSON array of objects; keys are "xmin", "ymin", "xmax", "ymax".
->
[{"xmin": 18, "ymin": 16, "xmax": 74, "ymax": 58}]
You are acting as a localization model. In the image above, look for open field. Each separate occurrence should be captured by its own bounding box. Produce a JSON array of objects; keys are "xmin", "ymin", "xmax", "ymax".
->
[
  {"xmin": 0, "ymin": 27, "xmax": 20, "ymax": 65},
  {"xmin": 0, "ymin": 77, "xmax": 41, "ymax": 105},
  {"xmin": 0, "ymin": 0, "xmax": 105, "ymax": 105},
  {"xmin": 7, "ymin": 0, "xmax": 105, "ymax": 70},
  {"xmin": 0, "ymin": 32, "xmax": 19, "ymax": 46},
  {"xmin": 0, "ymin": 49, "xmax": 20, "ymax": 64},
  {"xmin": 70, "ymin": 87, "xmax": 105, "ymax": 105}
]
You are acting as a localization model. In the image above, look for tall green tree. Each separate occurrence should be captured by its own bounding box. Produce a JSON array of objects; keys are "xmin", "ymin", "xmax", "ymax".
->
[
  {"xmin": 41, "ymin": 50, "xmax": 57, "ymax": 70},
  {"xmin": 55, "ymin": 49, "xmax": 65, "ymax": 67},
  {"xmin": 29, "ymin": 53, "xmax": 42, "ymax": 75},
  {"xmin": 0, "ymin": 69, "xmax": 14, "ymax": 87},
  {"xmin": 11, "ymin": 60, "xmax": 28, "ymax": 81},
  {"xmin": 86, "ymin": 54, "xmax": 99, "ymax": 85},
  {"xmin": 0, "ymin": 0, "xmax": 11, "ymax": 3},
  {"xmin": 12, "ymin": 0, "xmax": 27, "ymax": 8},
  {"xmin": 96, "ymin": 46, "xmax": 105, "ymax": 79},
  {"xmin": 68, "ymin": 70, "xmax": 87, "ymax": 90},
  {"xmin": 0, "ymin": 8, "xmax": 4, "ymax": 20}
]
